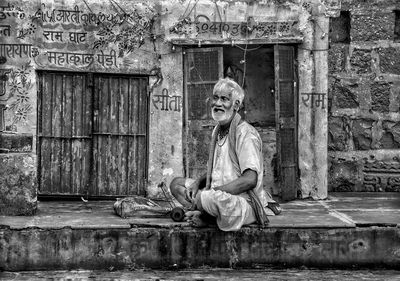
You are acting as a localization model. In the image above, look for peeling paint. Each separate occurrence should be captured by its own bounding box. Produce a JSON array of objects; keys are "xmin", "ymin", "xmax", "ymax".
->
[
  {"xmin": 162, "ymin": 168, "xmax": 174, "ymax": 176},
  {"xmin": 225, "ymin": 235, "xmax": 239, "ymax": 268},
  {"xmin": 393, "ymin": 248, "xmax": 400, "ymax": 260},
  {"xmin": 349, "ymin": 239, "xmax": 369, "ymax": 253}
]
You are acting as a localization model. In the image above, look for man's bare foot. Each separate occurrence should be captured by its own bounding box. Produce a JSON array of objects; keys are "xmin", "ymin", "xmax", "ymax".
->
[{"xmin": 185, "ymin": 210, "xmax": 208, "ymax": 227}]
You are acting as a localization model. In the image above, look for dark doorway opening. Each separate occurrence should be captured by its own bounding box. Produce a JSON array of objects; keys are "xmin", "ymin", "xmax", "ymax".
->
[{"xmin": 183, "ymin": 44, "xmax": 298, "ymax": 199}]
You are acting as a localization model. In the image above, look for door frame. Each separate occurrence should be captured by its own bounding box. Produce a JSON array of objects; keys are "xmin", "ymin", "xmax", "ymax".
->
[
  {"xmin": 274, "ymin": 44, "xmax": 299, "ymax": 201},
  {"xmin": 182, "ymin": 44, "xmax": 299, "ymax": 200},
  {"xmin": 183, "ymin": 47, "xmax": 223, "ymax": 178}
]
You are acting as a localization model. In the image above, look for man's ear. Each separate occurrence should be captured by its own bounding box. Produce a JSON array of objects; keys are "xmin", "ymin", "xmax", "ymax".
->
[{"xmin": 234, "ymin": 100, "xmax": 240, "ymax": 111}]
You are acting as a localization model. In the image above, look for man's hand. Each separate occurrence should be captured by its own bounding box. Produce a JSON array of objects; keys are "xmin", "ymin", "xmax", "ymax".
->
[{"xmin": 185, "ymin": 180, "xmax": 200, "ymax": 203}]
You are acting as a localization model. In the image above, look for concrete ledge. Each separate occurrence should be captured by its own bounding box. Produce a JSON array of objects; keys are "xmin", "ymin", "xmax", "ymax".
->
[
  {"xmin": 0, "ymin": 193, "xmax": 399, "ymax": 271},
  {"xmin": 1, "ymin": 226, "xmax": 399, "ymax": 271}
]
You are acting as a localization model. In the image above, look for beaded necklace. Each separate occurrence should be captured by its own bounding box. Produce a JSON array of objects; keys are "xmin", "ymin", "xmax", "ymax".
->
[{"xmin": 217, "ymin": 127, "xmax": 229, "ymax": 146}]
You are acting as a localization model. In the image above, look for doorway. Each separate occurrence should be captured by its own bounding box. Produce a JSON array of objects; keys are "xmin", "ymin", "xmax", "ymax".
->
[
  {"xmin": 37, "ymin": 71, "xmax": 149, "ymax": 197},
  {"xmin": 183, "ymin": 45, "xmax": 298, "ymax": 200}
]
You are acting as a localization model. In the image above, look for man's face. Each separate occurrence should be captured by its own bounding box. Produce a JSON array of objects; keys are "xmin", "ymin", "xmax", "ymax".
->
[{"xmin": 211, "ymin": 88, "xmax": 237, "ymax": 125}]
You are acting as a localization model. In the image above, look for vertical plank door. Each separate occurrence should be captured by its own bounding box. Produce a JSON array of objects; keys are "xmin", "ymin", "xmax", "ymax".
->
[
  {"xmin": 184, "ymin": 47, "xmax": 223, "ymax": 178},
  {"xmin": 92, "ymin": 75, "xmax": 148, "ymax": 196},
  {"xmin": 38, "ymin": 72, "xmax": 92, "ymax": 195},
  {"xmin": 274, "ymin": 45, "xmax": 298, "ymax": 201}
]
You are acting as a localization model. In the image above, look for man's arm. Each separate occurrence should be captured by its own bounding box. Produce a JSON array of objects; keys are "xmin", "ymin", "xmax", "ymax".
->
[
  {"xmin": 187, "ymin": 173, "xmax": 207, "ymax": 201},
  {"xmin": 197, "ymin": 173, "xmax": 207, "ymax": 188},
  {"xmin": 214, "ymin": 127, "xmax": 261, "ymax": 195},
  {"xmin": 191, "ymin": 173, "xmax": 206, "ymax": 190},
  {"xmin": 213, "ymin": 168, "xmax": 257, "ymax": 195}
]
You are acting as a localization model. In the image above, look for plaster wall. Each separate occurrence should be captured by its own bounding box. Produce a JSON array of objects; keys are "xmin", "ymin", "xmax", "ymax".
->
[
  {"xmin": 297, "ymin": 13, "xmax": 330, "ymax": 199},
  {"xmin": 0, "ymin": 0, "xmax": 183, "ymax": 213},
  {"xmin": 0, "ymin": 0, "xmax": 339, "ymax": 214},
  {"xmin": 162, "ymin": 0, "xmax": 338, "ymax": 200}
]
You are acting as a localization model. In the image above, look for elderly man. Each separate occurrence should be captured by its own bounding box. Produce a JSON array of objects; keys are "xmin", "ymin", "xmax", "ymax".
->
[{"xmin": 170, "ymin": 78, "xmax": 280, "ymax": 231}]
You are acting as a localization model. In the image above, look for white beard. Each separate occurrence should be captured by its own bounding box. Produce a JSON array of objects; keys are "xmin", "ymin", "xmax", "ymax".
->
[{"xmin": 212, "ymin": 108, "xmax": 234, "ymax": 123}]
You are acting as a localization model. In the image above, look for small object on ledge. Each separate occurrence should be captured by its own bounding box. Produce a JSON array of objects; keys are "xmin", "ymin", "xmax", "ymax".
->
[
  {"xmin": 114, "ymin": 196, "xmax": 172, "ymax": 218},
  {"xmin": 170, "ymin": 207, "xmax": 185, "ymax": 222},
  {"xmin": 267, "ymin": 202, "xmax": 282, "ymax": 215}
]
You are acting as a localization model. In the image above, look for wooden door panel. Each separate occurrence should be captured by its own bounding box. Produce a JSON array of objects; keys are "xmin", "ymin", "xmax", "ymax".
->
[
  {"xmin": 39, "ymin": 73, "xmax": 53, "ymax": 193},
  {"xmin": 135, "ymin": 78, "xmax": 148, "ymax": 194},
  {"xmin": 186, "ymin": 120, "xmax": 213, "ymax": 177},
  {"xmin": 38, "ymin": 72, "xmax": 91, "ymax": 195},
  {"xmin": 60, "ymin": 139, "xmax": 71, "ymax": 193},
  {"xmin": 60, "ymin": 75, "xmax": 72, "ymax": 193},
  {"xmin": 39, "ymin": 138, "xmax": 51, "ymax": 191},
  {"xmin": 94, "ymin": 75, "xmax": 112, "ymax": 195},
  {"xmin": 184, "ymin": 47, "xmax": 222, "ymax": 178},
  {"xmin": 280, "ymin": 129, "xmax": 296, "ymax": 166},
  {"xmin": 39, "ymin": 72, "xmax": 147, "ymax": 197},
  {"xmin": 49, "ymin": 139, "xmax": 61, "ymax": 193},
  {"xmin": 188, "ymin": 50, "xmax": 221, "ymax": 82},
  {"xmin": 92, "ymin": 76, "xmax": 148, "ymax": 196},
  {"xmin": 279, "ymin": 81, "xmax": 295, "ymax": 117},
  {"xmin": 53, "ymin": 75, "xmax": 62, "ymax": 137},
  {"xmin": 92, "ymin": 135, "xmax": 109, "ymax": 195},
  {"xmin": 187, "ymin": 84, "xmax": 215, "ymax": 120},
  {"xmin": 274, "ymin": 45, "xmax": 298, "ymax": 201}
]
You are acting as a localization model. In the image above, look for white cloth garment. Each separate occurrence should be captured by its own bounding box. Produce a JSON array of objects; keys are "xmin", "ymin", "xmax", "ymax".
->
[{"xmin": 199, "ymin": 122, "xmax": 275, "ymax": 231}]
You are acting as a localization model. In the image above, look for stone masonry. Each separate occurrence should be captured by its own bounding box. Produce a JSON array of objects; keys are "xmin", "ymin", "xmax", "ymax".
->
[{"xmin": 328, "ymin": 0, "xmax": 400, "ymax": 192}]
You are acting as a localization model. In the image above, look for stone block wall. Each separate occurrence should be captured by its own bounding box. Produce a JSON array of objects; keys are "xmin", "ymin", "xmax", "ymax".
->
[
  {"xmin": 0, "ymin": 153, "xmax": 37, "ymax": 215},
  {"xmin": 328, "ymin": 0, "xmax": 400, "ymax": 192},
  {"xmin": 0, "ymin": 132, "xmax": 36, "ymax": 215}
]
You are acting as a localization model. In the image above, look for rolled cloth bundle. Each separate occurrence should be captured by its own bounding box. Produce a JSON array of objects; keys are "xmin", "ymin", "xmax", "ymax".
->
[{"xmin": 114, "ymin": 196, "xmax": 171, "ymax": 218}]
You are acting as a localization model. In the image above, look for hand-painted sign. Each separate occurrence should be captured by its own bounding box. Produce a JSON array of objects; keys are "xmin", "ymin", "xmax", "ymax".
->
[
  {"xmin": 301, "ymin": 92, "xmax": 326, "ymax": 109},
  {"xmin": 0, "ymin": 25, "xmax": 11, "ymax": 36},
  {"xmin": 46, "ymin": 49, "xmax": 116, "ymax": 67},
  {"xmin": 0, "ymin": 44, "xmax": 33, "ymax": 59},
  {"xmin": 170, "ymin": 20, "xmax": 299, "ymax": 39},
  {"xmin": 152, "ymin": 88, "xmax": 182, "ymax": 112},
  {"xmin": 42, "ymin": 30, "xmax": 87, "ymax": 43}
]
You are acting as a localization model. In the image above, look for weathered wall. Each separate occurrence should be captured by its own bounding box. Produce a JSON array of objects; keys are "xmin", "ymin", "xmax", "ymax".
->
[
  {"xmin": 2, "ymin": 226, "xmax": 400, "ymax": 270},
  {"xmin": 0, "ymin": 153, "xmax": 36, "ymax": 215},
  {"xmin": 0, "ymin": 0, "xmax": 341, "ymax": 212},
  {"xmin": 147, "ymin": 43, "xmax": 184, "ymax": 197},
  {"xmin": 328, "ymin": 0, "xmax": 400, "ymax": 192},
  {"xmin": 163, "ymin": 0, "xmax": 339, "ymax": 200},
  {"xmin": 297, "ymin": 0, "xmax": 340, "ymax": 199},
  {"xmin": 0, "ymin": 0, "xmax": 183, "ymax": 212}
]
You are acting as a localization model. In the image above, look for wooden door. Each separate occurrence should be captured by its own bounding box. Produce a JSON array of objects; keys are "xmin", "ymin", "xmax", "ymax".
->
[
  {"xmin": 184, "ymin": 47, "xmax": 223, "ymax": 178},
  {"xmin": 274, "ymin": 45, "xmax": 298, "ymax": 201},
  {"xmin": 92, "ymin": 75, "xmax": 148, "ymax": 196},
  {"xmin": 38, "ymin": 72, "xmax": 92, "ymax": 195},
  {"xmin": 38, "ymin": 72, "xmax": 148, "ymax": 197}
]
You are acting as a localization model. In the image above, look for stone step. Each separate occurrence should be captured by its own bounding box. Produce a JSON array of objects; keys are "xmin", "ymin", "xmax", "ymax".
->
[
  {"xmin": 1, "ymin": 193, "xmax": 399, "ymax": 271},
  {"xmin": 2, "ymin": 268, "xmax": 400, "ymax": 280}
]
